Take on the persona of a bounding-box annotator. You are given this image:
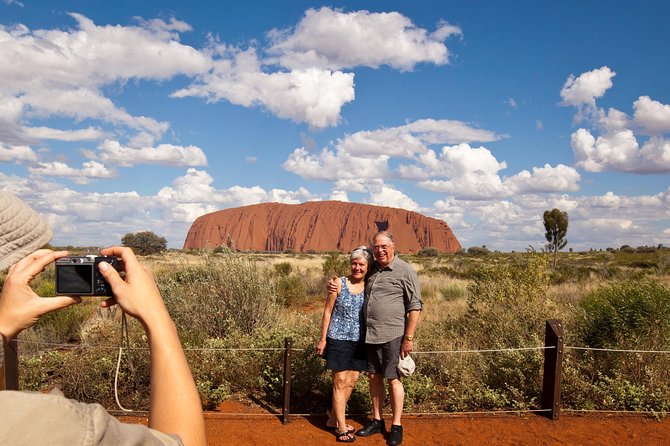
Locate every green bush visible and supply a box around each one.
[274,262,293,277]
[157,256,280,344]
[418,247,440,257]
[579,280,670,350]
[322,252,349,278]
[275,275,307,307]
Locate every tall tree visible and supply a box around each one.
[122,231,167,255]
[543,208,568,267]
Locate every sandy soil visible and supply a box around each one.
[121,400,670,446]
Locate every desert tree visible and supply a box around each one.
[543,208,568,267]
[122,230,167,255]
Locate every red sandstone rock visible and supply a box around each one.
[183,201,461,254]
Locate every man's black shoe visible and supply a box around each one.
[387,424,403,446]
[356,419,385,437]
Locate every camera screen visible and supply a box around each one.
[56,264,93,294]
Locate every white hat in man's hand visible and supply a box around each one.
[397,355,416,377]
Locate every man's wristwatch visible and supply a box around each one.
[405,334,414,341]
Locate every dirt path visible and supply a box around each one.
[200,413,669,446]
[121,400,670,445]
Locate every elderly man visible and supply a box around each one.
[354,231,423,446]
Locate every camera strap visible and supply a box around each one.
[114,311,136,412]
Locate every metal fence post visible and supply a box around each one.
[281,337,293,424]
[541,319,564,420]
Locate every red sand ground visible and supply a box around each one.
[122,400,670,445]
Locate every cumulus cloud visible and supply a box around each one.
[283,147,391,181]
[23,126,108,142]
[433,188,669,251]
[364,180,420,211]
[416,144,508,199]
[560,66,616,109]
[0,169,317,247]
[172,47,355,129]
[27,161,116,184]
[283,119,503,181]
[633,96,670,135]
[506,164,580,194]
[0,14,211,146]
[267,7,461,71]
[93,140,208,167]
[563,68,670,174]
[410,145,580,198]
[0,143,37,162]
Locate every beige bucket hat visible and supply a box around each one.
[0,192,53,271]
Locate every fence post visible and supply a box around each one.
[541,319,564,420]
[1,337,19,391]
[281,337,293,424]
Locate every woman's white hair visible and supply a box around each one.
[350,245,373,264]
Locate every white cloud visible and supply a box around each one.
[172,47,355,128]
[267,7,460,71]
[563,70,670,174]
[94,140,208,167]
[365,181,419,211]
[633,96,670,135]
[431,188,669,251]
[560,66,616,109]
[28,161,116,184]
[416,144,508,198]
[284,119,503,181]
[506,164,580,194]
[0,169,317,247]
[283,147,390,181]
[23,126,108,142]
[571,127,670,173]
[0,14,211,145]
[0,143,37,162]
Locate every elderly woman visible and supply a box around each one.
[316,246,372,443]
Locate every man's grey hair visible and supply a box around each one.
[372,231,394,245]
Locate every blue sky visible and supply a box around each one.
[1,0,669,251]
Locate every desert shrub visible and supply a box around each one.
[441,254,552,408]
[156,256,280,344]
[25,300,100,345]
[402,372,436,408]
[19,351,68,391]
[274,261,293,277]
[322,252,349,278]
[275,275,307,307]
[418,247,440,257]
[467,246,490,256]
[578,280,670,350]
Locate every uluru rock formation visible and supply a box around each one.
[183,201,461,254]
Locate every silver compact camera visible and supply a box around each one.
[55,256,120,296]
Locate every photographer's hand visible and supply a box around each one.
[97,246,206,446]
[0,249,81,341]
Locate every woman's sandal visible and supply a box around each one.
[327,422,355,434]
[336,431,356,443]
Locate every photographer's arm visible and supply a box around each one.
[98,246,206,446]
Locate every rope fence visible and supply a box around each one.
[3,319,669,423]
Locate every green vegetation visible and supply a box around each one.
[13,247,670,415]
[121,230,167,255]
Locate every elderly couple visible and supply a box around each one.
[317,231,422,445]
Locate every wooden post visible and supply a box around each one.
[541,319,564,420]
[0,339,5,391]
[281,337,293,424]
[1,338,19,391]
